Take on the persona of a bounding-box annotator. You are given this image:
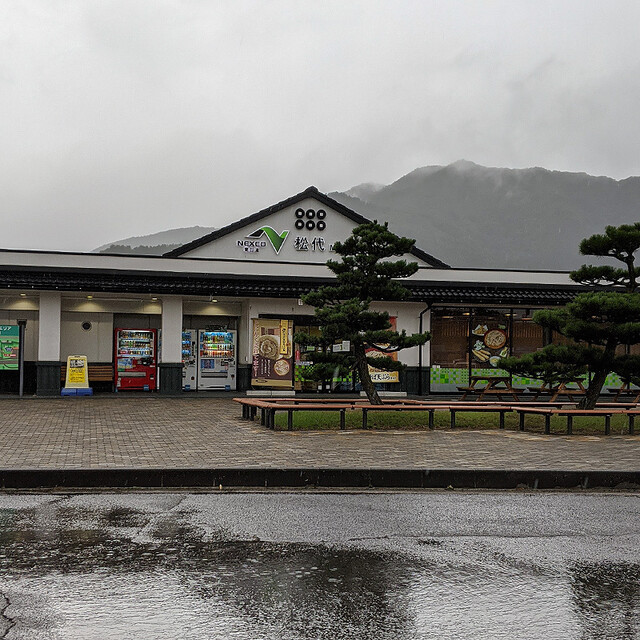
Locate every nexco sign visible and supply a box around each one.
[237,226,289,254]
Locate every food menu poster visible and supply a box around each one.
[471,321,509,367]
[367,317,399,383]
[0,325,19,371]
[251,319,294,388]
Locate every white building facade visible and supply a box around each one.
[0,187,583,396]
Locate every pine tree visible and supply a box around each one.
[295,221,430,404]
[502,223,640,408]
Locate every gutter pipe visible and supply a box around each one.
[418,303,431,396]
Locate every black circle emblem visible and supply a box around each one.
[306,209,315,219]
[306,220,315,230]
[81,321,92,332]
[317,220,326,231]
[295,219,305,230]
[317,209,326,219]
[295,208,305,218]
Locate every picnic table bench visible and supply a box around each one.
[607,381,640,403]
[457,375,520,401]
[528,381,587,403]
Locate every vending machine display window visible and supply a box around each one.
[197,330,236,390]
[114,328,157,391]
[182,330,197,391]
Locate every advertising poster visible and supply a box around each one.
[252,319,294,388]
[471,318,509,368]
[367,317,399,383]
[0,325,19,371]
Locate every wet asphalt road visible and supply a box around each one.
[0,491,639,639]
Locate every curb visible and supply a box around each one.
[0,469,638,490]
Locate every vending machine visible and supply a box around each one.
[182,330,197,391]
[197,330,236,390]
[114,328,157,391]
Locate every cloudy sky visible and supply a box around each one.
[2,0,640,251]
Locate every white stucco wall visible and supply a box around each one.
[60,312,113,362]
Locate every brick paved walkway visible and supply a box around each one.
[0,396,638,471]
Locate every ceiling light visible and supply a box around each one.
[19,293,26,297]
[86,295,93,299]
[210,299,218,303]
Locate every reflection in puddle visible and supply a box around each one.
[0,496,637,639]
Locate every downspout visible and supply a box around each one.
[418,303,432,396]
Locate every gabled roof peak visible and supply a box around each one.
[164,186,449,267]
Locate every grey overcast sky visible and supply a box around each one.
[2,0,640,251]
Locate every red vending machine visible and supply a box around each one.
[114,328,157,391]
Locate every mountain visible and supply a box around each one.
[93,161,640,269]
[331,160,640,270]
[94,226,215,255]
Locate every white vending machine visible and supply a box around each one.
[182,330,197,391]
[197,330,237,390]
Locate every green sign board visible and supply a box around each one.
[0,325,19,371]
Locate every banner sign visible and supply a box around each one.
[0,325,19,371]
[65,355,89,388]
[252,319,294,388]
[367,317,399,383]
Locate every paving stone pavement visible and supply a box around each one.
[0,396,638,470]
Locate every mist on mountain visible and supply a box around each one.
[330,160,640,270]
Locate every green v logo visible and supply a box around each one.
[247,226,289,254]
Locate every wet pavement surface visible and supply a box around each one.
[0,396,639,471]
[0,491,639,639]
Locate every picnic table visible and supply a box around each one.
[458,374,520,401]
[528,380,587,402]
[608,381,640,403]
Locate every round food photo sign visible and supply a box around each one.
[471,324,509,367]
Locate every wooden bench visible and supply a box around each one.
[625,409,640,435]
[60,364,114,388]
[234,397,440,430]
[235,397,638,435]
[514,406,628,435]
[235,397,520,431]
[447,404,514,429]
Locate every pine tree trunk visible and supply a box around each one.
[579,368,608,409]
[355,344,382,405]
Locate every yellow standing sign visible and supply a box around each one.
[65,355,89,389]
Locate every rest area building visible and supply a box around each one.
[0,187,585,396]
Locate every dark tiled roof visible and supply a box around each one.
[412,284,578,305]
[0,266,583,306]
